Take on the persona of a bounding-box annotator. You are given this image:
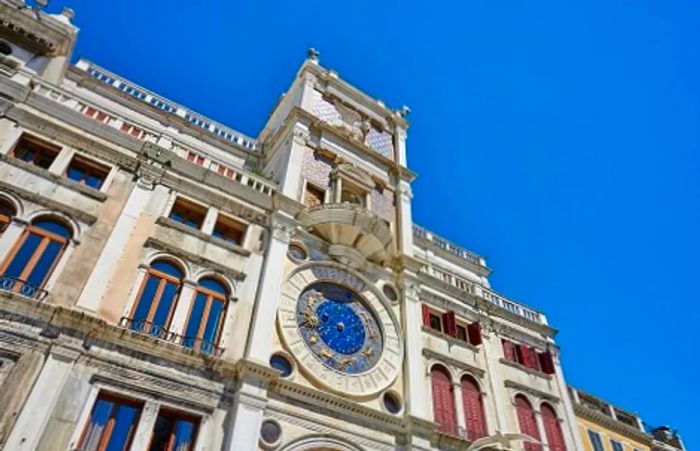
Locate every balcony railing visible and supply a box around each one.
[421,266,544,324]
[0,275,48,301]
[437,421,469,441]
[119,317,223,357]
[413,224,484,267]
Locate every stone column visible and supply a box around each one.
[395,181,414,257]
[76,179,160,311]
[244,213,294,362]
[534,410,548,450]
[453,381,466,438]
[481,332,508,433]
[279,130,311,200]
[168,279,198,336]
[3,346,79,451]
[201,207,218,235]
[401,280,430,421]
[224,377,268,451]
[129,400,160,451]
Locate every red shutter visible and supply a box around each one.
[431,366,456,435]
[502,339,515,361]
[461,376,486,440]
[422,304,431,328]
[467,321,482,346]
[528,347,540,370]
[442,311,457,337]
[515,396,542,451]
[542,404,566,451]
[539,351,556,375]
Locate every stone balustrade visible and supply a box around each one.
[76,59,259,151]
[413,224,484,267]
[31,79,278,197]
[421,265,544,324]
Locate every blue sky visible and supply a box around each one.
[49,0,699,447]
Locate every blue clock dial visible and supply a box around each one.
[296,282,383,374]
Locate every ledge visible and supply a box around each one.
[155,216,251,257]
[0,153,108,201]
[499,358,552,380]
[421,326,480,353]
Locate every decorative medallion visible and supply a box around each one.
[277,263,402,397]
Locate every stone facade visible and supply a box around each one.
[0,3,684,451]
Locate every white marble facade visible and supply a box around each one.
[0,3,587,451]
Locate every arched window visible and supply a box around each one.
[515,395,542,451]
[0,198,16,236]
[183,277,229,354]
[431,365,457,435]
[461,375,486,440]
[0,217,72,298]
[129,259,183,338]
[542,403,566,451]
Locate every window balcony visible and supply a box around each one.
[0,275,48,301]
[297,203,393,265]
[118,317,224,357]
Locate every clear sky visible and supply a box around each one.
[48,0,699,447]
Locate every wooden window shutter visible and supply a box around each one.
[442,311,457,337]
[422,304,431,328]
[461,376,486,440]
[542,404,566,451]
[502,339,515,361]
[467,321,482,346]
[539,351,556,374]
[528,347,540,369]
[515,396,543,451]
[431,367,457,435]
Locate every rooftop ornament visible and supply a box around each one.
[307,47,320,62]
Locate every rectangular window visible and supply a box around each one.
[168,198,206,230]
[456,324,468,342]
[12,135,60,170]
[429,313,442,332]
[304,183,325,208]
[212,214,246,246]
[148,409,199,451]
[186,151,205,166]
[587,430,605,451]
[610,440,624,451]
[77,393,142,451]
[65,154,110,190]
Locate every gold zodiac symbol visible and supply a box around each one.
[301,310,319,329]
[337,357,355,369]
[319,348,333,359]
[362,347,374,358]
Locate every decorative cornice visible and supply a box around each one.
[0,178,98,225]
[421,348,485,378]
[0,152,107,201]
[573,403,652,444]
[0,2,76,56]
[414,235,491,277]
[504,380,560,403]
[144,237,247,281]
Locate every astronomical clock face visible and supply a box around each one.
[278,264,402,397]
[296,282,383,374]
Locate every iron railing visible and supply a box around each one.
[0,275,48,301]
[119,317,223,357]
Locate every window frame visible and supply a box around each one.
[168,197,207,230]
[587,430,605,451]
[64,153,111,191]
[0,198,16,236]
[0,217,72,293]
[147,407,200,451]
[76,392,143,451]
[11,134,60,170]
[128,261,184,335]
[211,213,247,246]
[182,278,229,353]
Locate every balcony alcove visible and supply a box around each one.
[297,202,393,267]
